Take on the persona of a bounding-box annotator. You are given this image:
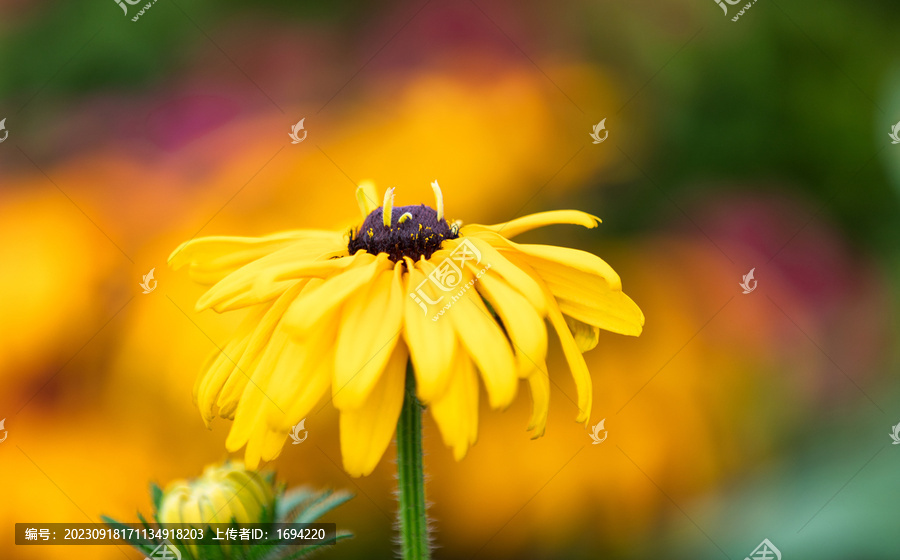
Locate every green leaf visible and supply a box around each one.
[150,482,164,511]
[274,487,317,521]
[293,490,354,525]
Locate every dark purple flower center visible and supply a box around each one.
[348,204,458,262]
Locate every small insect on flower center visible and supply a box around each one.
[348,182,459,262]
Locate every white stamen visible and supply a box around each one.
[431,180,444,221]
[398,212,413,224]
[382,187,395,227]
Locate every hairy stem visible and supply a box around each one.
[396,363,430,559]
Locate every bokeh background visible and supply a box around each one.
[1,0,899,558]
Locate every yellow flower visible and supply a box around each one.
[157,462,276,525]
[170,182,643,476]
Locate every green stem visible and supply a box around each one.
[396,363,430,560]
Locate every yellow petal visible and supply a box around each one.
[461,230,622,291]
[433,236,546,312]
[281,252,388,334]
[332,263,404,410]
[460,210,600,239]
[510,243,622,289]
[227,318,323,460]
[267,312,338,431]
[516,250,643,336]
[243,424,269,472]
[225,338,283,465]
[194,305,260,424]
[339,343,408,477]
[260,429,290,463]
[241,317,334,463]
[525,363,550,437]
[547,306,592,424]
[506,254,592,423]
[214,281,309,419]
[474,269,547,378]
[169,230,342,285]
[196,244,349,313]
[475,232,643,336]
[403,260,456,403]
[429,347,479,460]
[419,260,517,409]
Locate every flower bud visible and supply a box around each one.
[157,461,276,526]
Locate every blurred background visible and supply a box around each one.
[1,0,899,558]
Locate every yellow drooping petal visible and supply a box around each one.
[403,260,456,403]
[525,363,550,437]
[510,243,622,290]
[226,310,337,464]
[332,263,404,410]
[197,282,309,423]
[339,342,408,477]
[472,231,643,336]
[281,252,389,334]
[460,210,600,239]
[507,253,592,423]
[474,268,547,377]
[169,230,342,285]
[429,346,479,460]
[225,327,291,463]
[260,429,290,464]
[546,305,592,424]
[421,261,518,410]
[267,311,338,432]
[194,308,260,424]
[515,249,643,336]
[469,230,623,291]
